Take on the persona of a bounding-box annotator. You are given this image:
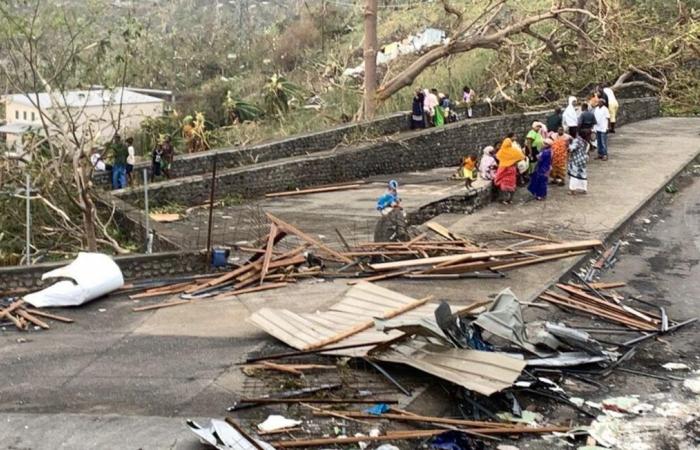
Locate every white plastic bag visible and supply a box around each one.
[23,252,124,307]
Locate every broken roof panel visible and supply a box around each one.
[247,282,449,357]
[373,339,526,396]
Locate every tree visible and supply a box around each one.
[371,1,601,105]
[362,0,378,119]
[0,1,135,257]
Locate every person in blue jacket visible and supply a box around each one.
[376,179,401,215]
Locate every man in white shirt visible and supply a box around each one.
[594,100,610,161]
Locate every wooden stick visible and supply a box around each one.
[243,363,336,371]
[556,284,659,324]
[260,361,303,376]
[213,282,289,300]
[347,269,412,285]
[490,251,587,270]
[238,398,399,404]
[0,300,25,319]
[266,213,353,263]
[300,403,372,425]
[129,282,192,299]
[260,223,281,285]
[502,229,562,243]
[16,309,50,329]
[265,183,363,198]
[302,296,432,350]
[271,431,443,448]
[132,299,190,312]
[257,427,303,436]
[312,411,515,428]
[22,308,74,323]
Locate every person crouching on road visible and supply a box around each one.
[376,180,401,215]
[494,133,525,205]
[478,145,497,181]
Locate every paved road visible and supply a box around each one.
[0,118,699,449]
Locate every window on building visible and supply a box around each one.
[23,111,27,120]
[15,111,19,120]
[31,112,35,121]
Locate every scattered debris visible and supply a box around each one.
[257,415,302,433]
[662,362,690,371]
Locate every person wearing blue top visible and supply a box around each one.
[376,179,400,214]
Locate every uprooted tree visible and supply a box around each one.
[0,1,139,262]
[361,0,700,117]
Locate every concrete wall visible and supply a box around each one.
[0,251,206,292]
[117,97,659,208]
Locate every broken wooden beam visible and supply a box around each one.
[132,299,190,312]
[502,229,562,243]
[265,183,363,198]
[266,213,353,263]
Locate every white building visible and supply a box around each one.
[0,88,165,151]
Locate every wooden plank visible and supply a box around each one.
[260,361,303,376]
[213,282,289,300]
[490,251,587,270]
[426,222,456,240]
[128,282,192,299]
[556,284,659,324]
[370,240,601,271]
[149,213,181,222]
[303,296,431,350]
[15,309,50,329]
[406,232,428,247]
[271,431,444,448]
[312,411,515,428]
[22,308,74,323]
[347,269,412,285]
[0,300,25,319]
[266,213,352,263]
[260,223,280,285]
[502,229,562,243]
[132,299,190,312]
[588,281,626,290]
[265,184,363,198]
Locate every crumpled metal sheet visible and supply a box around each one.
[186,419,275,450]
[545,322,605,356]
[373,338,526,396]
[473,288,551,356]
[525,351,615,367]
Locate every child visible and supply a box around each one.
[376,179,401,215]
[458,155,478,189]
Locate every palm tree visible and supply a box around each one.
[223,90,262,123]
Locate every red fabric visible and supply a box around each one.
[495,165,517,192]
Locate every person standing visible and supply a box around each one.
[151,141,163,182]
[462,86,475,118]
[546,107,563,134]
[411,90,426,129]
[528,138,553,201]
[568,131,590,195]
[109,134,128,189]
[594,99,610,161]
[125,137,136,186]
[578,103,597,141]
[562,96,579,137]
[494,133,525,205]
[525,122,545,174]
[160,135,175,179]
[550,129,570,186]
[602,86,619,133]
[424,89,439,126]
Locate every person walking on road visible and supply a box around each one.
[594,99,611,161]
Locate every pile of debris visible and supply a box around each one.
[0,299,73,331]
[129,214,602,311]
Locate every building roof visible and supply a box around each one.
[0,121,38,134]
[4,88,164,109]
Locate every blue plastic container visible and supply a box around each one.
[211,248,229,268]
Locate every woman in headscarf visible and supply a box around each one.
[568,130,590,195]
[550,128,570,186]
[528,138,553,200]
[525,121,545,174]
[602,85,619,133]
[562,96,579,138]
[411,89,425,129]
[478,145,497,181]
[494,133,525,204]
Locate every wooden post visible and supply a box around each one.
[205,154,218,268]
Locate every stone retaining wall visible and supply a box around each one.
[117,97,659,208]
[0,251,206,292]
[94,102,509,188]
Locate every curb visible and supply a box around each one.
[524,150,700,304]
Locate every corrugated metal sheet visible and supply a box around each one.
[374,340,526,396]
[247,282,441,356]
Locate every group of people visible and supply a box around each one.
[90,134,176,189]
[458,85,618,204]
[411,86,476,129]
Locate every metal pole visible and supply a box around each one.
[205,154,218,266]
[143,168,151,254]
[25,173,31,265]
